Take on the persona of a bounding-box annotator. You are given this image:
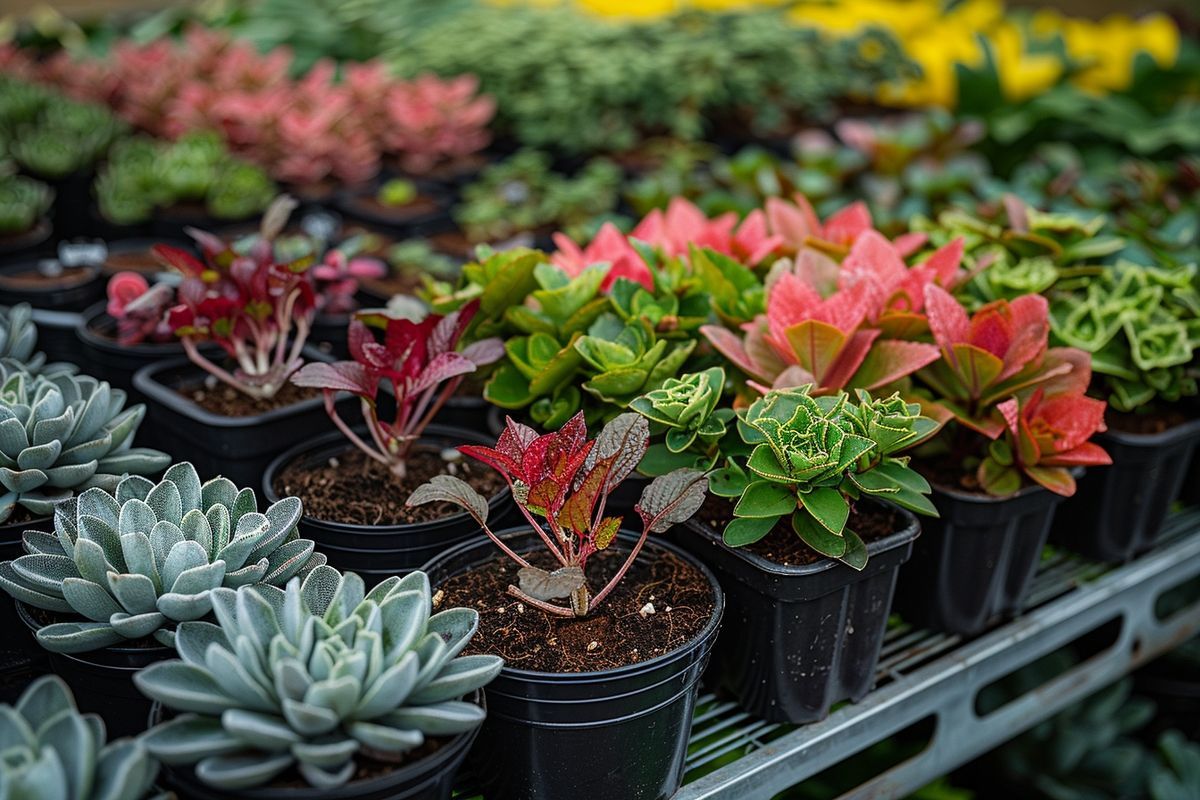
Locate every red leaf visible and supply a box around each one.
[291,361,373,395]
[410,352,477,394]
[153,244,207,278]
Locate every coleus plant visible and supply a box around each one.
[153,196,316,400]
[406,413,706,617]
[629,367,736,476]
[291,302,504,479]
[711,387,938,569]
[702,230,961,395]
[918,285,1110,496]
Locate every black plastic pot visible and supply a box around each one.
[679,503,919,723]
[76,303,191,401]
[0,257,104,312]
[423,528,724,800]
[333,184,451,236]
[1051,420,1200,563]
[0,516,53,691]
[0,218,53,265]
[896,481,1069,637]
[436,395,496,439]
[132,347,355,488]
[309,312,351,359]
[263,425,513,585]
[153,692,484,800]
[30,307,86,366]
[99,237,191,277]
[44,170,95,241]
[16,601,171,738]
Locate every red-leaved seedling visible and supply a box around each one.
[291,301,504,479]
[106,271,175,345]
[155,196,316,400]
[406,412,707,617]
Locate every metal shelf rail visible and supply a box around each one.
[673,508,1200,799]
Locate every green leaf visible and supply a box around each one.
[798,486,849,534]
[733,481,796,518]
[791,510,847,558]
[723,515,779,547]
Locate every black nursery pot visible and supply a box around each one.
[422,528,724,800]
[0,218,53,265]
[679,504,919,724]
[895,482,1069,637]
[132,347,353,488]
[262,425,513,585]
[0,516,53,693]
[0,258,105,312]
[154,693,484,800]
[1051,420,1200,563]
[16,601,171,738]
[76,303,190,401]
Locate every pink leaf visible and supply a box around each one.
[290,361,372,395]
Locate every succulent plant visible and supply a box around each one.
[135,568,502,790]
[0,173,52,236]
[629,367,735,476]
[713,387,938,568]
[0,675,165,800]
[0,371,169,523]
[0,462,325,652]
[0,302,60,375]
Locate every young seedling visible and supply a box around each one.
[291,301,503,480]
[406,412,707,617]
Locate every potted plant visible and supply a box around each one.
[683,386,936,722]
[1048,261,1200,562]
[900,285,1111,636]
[2,675,165,799]
[131,199,352,487]
[408,412,724,800]
[136,568,502,798]
[0,462,326,736]
[265,301,509,583]
[334,177,449,233]
[0,173,53,263]
[381,72,495,183]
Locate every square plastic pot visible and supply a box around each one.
[679,504,919,723]
[1051,419,1200,562]
[132,347,354,488]
[895,481,1069,637]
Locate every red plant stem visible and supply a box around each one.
[182,338,265,399]
[409,378,462,441]
[326,393,391,469]
[477,520,533,569]
[505,585,574,617]
[509,495,568,566]
[588,525,649,612]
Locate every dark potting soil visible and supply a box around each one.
[697,494,899,567]
[362,270,424,300]
[917,457,983,495]
[274,447,505,526]
[1105,406,1193,435]
[103,250,162,274]
[27,605,163,649]
[178,379,319,417]
[347,193,442,222]
[3,506,49,529]
[437,546,715,672]
[0,219,49,250]
[0,266,98,289]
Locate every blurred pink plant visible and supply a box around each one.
[383,74,496,174]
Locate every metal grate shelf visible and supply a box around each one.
[456,510,1200,799]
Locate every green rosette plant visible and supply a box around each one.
[0,371,169,522]
[0,462,325,652]
[135,568,502,790]
[712,386,939,569]
[0,173,53,236]
[0,675,165,800]
[0,302,63,376]
[629,367,735,476]
[1050,261,1200,412]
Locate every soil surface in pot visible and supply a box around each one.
[0,265,98,290]
[697,495,898,567]
[437,547,714,672]
[0,219,50,250]
[917,457,984,494]
[27,606,163,650]
[1105,405,1192,435]
[361,270,424,300]
[346,192,442,223]
[102,249,163,275]
[274,446,504,526]
[179,379,319,417]
[3,506,50,529]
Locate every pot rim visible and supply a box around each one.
[685,499,920,579]
[131,347,334,429]
[76,303,189,357]
[423,525,725,683]
[149,689,484,799]
[262,424,513,535]
[1098,414,1200,447]
[927,466,1083,505]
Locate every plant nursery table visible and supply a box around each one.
[452,508,1200,800]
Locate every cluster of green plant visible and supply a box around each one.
[630,367,734,476]
[988,666,1200,800]
[385,6,915,155]
[95,132,276,226]
[435,249,709,428]
[1052,262,1200,413]
[454,151,624,243]
[0,76,125,180]
[0,172,53,236]
[711,387,938,568]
